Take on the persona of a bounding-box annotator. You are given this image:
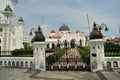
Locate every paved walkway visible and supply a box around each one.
[0,68,120,80]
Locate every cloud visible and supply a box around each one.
[15,0,120,38]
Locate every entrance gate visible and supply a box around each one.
[46,48,90,71]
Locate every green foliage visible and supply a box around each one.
[11,49,33,57]
[46,48,66,65]
[78,46,90,60]
[104,43,120,57]
[46,48,54,53]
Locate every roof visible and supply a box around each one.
[32,27,45,42]
[89,22,103,40]
[48,33,61,38]
[59,23,70,31]
[4,5,13,12]
[109,37,120,43]
[18,17,24,22]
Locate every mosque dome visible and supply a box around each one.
[89,22,103,40]
[59,23,70,31]
[33,27,45,42]
[51,29,55,33]
[76,30,80,33]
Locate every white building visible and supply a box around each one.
[0,0,24,55]
[46,23,88,48]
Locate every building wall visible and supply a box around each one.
[0,57,34,68]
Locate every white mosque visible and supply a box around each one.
[0,0,24,55]
[46,23,88,48]
[0,0,120,72]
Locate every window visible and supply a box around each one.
[0,15,1,20]
[113,61,118,68]
[98,46,100,49]
[0,28,2,32]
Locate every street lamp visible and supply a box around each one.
[94,22,109,32]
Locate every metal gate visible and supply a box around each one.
[46,48,90,71]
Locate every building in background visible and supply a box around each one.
[46,23,88,48]
[0,0,24,55]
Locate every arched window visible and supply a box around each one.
[113,61,118,68]
[40,62,44,69]
[20,62,24,67]
[47,44,49,48]
[8,61,11,67]
[4,61,7,66]
[92,62,97,70]
[0,61,2,66]
[52,43,55,49]
[30,62,33,68]
[12,61,15,67]
[80,39,82,46]
[25,61,28,68]
[16,61,19,68]
[107,61,111,68]
[64,40,67,48]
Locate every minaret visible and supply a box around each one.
[89,22,106,72]
[0,0,18,23]
[32,27,47,71]
[16,17,25,49]
[0,0,18,55]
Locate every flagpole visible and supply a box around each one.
[87,14,91,34]
[118,25,120,34]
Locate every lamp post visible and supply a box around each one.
[95,22,109,32]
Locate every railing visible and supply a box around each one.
[0,20,11,24]
[104,48,120,57]
[0,50,33,57]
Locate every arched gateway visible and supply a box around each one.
[70,39,76,48]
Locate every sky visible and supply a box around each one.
[14,0,120,38]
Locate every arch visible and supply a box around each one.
[57,43,60,48]
[16,61,19,68]
[25,61,28,68]
[70,39,76,48]
[0,46,1,56]
[12,61,15,67]
[64,40,68,48]
[47,44,50,48]
[0,61,2,66]
[113,61,118,68]
[52,43,55,49]
[20,61,24,68]
[40,62,44,69]
[8,61,11,67]
[4,61,7,67]
[107,61,111,68]
[80,39,82,46]
[30,61,33,68]
[92,62,97,70]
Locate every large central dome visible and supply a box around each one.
[59,23,70,31]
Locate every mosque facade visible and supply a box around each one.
[46,23,89,48]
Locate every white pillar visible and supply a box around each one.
[33,42,46,71]
[89,39,105,72]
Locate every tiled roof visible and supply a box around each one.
[48,33,61,38]
[110,37,120,43]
